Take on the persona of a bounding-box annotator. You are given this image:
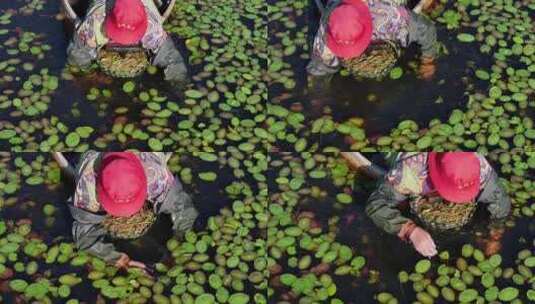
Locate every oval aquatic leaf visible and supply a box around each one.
[148,138,163,150]
[198,152,218,162]
[122,81,135,93]
[457,33,475,42]
[228,293,250,304]
[9,279,28,292]
[459,289,478,303]
[336,193,353,204]
[195,294,215,304]
[389,67,403,80]
[185,89,203,99]
[198,172,217,182]
[415,259,431,274]
[0,129,16,139]
[65,133,80,147]
[498,287,519,301]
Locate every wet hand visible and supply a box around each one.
[421,0,436,11]
[128,260,153,276]
[129,260,154,278]
[409,227,438,257]
[484,240,501,256]
[114,253,131,269]
[115,253,153,277]
[484,226,504,256]
[419,56,436,80]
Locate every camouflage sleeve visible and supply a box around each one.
[152,36,184,67]
[306,24,340,76]
[140,0,169,53]
[477,169,511,219]
[68,204,122,264]
[67,0,106,67]
[407,11,438,58]
[366,178,410,235]
[148,152,172,165]
[156,177,198,234]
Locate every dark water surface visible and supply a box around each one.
[269,153,534,303]
[0,0,210,150]
[0,152,240,303]
[268,1,498,139]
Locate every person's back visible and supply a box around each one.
[307,0,438,92]
[67,0,188,83]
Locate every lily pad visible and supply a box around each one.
[199,172,217,181]
[65,132,80,147]
[389,67,403,80]
[457,33,475,42]
[336,193,353,204]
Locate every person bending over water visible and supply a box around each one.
[307,0,438,90]
[366,152,510,258]
[67,0,188,83]
[68,152,198,272]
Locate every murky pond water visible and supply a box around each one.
[0,0,267,151]
[267,152,534,303]
[267,0,534,150]
[0,152,267,303]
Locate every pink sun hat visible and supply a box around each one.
[428,152,481,204]
[105,0,148,45]
[96,152,148,217]
[325,0,373,59]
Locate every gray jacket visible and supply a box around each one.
[67,0,187,81]
[307,0,438,76]
[69,160,198,263]
[366,155,511,235]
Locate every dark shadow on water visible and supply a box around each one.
[321,24,492,137]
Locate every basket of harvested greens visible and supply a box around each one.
[341,40,401,79]
[410,196,477,231]
[102,204,157,239]
[98,48,150,78]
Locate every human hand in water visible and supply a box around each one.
[419,56,436,80]
[421,0,437,11]
[409,226,438,257]
[483,226,504,256]
[115,253,153,276]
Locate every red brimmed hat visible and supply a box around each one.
[96,152,147,217]
[326,0,373,59]
[428,152,481,204]
[105,0,148,45]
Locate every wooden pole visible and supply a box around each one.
[340,152,386,179]
[51,152,75,179]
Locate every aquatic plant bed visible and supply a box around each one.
[0,0,267,151]
[267,151,534,303]
[267,0,534,151]
[0,152,268,303]
[1,150,533,303]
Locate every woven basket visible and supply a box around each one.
[98,48,149,78]
[102,204,156,239]
[341,41,400,79]
[410,196,477,231]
